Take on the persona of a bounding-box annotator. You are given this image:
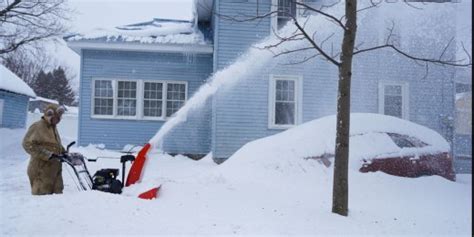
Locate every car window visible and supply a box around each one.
[387,133,428,148]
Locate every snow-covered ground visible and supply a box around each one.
[0,113,471,236]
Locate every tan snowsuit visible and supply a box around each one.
[23,104,65,195]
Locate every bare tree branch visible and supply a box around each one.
[0,0,70,55]
[292,16,341,66]
[353,44,472,67]
[295,2,346,30]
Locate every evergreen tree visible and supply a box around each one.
[33,67,75,105]
[33,70,51,98]
[51,67,75,105]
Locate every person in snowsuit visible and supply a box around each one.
[23,104,66,195]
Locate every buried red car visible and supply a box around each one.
[296,114,456,181]
[358,132,456,181]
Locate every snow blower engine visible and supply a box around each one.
[59,141,135,194]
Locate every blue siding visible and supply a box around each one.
[0,90,29,129]
[211,0,457,159]
[212,0,274,159]
[79,49,213,154]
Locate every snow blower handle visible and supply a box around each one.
[120,154,135,187]
[66,141,76,153]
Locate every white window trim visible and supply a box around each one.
[142,80,188,121]
[270,0,303,34]
[91,78,188,121]
[378,81,409,120]
[115,79,139,119]
[268,74,303,129]
[91,78,116,119]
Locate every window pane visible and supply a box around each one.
[144,99,162,117]
[115,81,137,116]
[384,95,402,118]
[94,98,113,115]
[166,83,186,117]
[385,85,402,96]
[275,102,295,125]
[144,82,163,117]
[94,80,113,115]
[166,101,184,117]
[276,80,295,102]
[117,99,136,116]
[277,0,296,29]
[95,80,113,97]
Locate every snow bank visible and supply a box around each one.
[0,64,36,97]
[0,124,471,236]
[219,113,450,180]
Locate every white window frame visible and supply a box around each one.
[142,80,165,120]
[164,81,188,118]
[378,81,409,120]
[91,78,187,121]
[115,79,139,119]
[268,74,303,129]
[91,79,116,119]
[270,0,303,33]
[142,80,188,121]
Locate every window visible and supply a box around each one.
[143,82,163,117]
[379,82,409,119]
[117,81,137,116]
[277,0,297,29]
[269,75,301,128]
[271,0,298,30]
[94,80,114,115]
[92,79,187,120]
[166,83,186,117]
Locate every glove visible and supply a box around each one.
[49,153,64,161]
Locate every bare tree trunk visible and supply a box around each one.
[332,0,357,217]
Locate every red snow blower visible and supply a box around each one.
[60,141,160,199]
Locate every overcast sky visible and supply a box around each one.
[66,0,194,33]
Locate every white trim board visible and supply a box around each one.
[67,41,214,54]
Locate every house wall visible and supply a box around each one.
[212,0,274,159]
[212,0,457,160]
[0,90,29,129]
[79,49,213,154]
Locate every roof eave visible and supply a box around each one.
[66,40,214,54]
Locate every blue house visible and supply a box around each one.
[66,0,463,162]
[0,65,36,128]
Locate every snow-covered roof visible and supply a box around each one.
[0,64,36,97]
[65,18,210,47]
[29,96,59,104]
